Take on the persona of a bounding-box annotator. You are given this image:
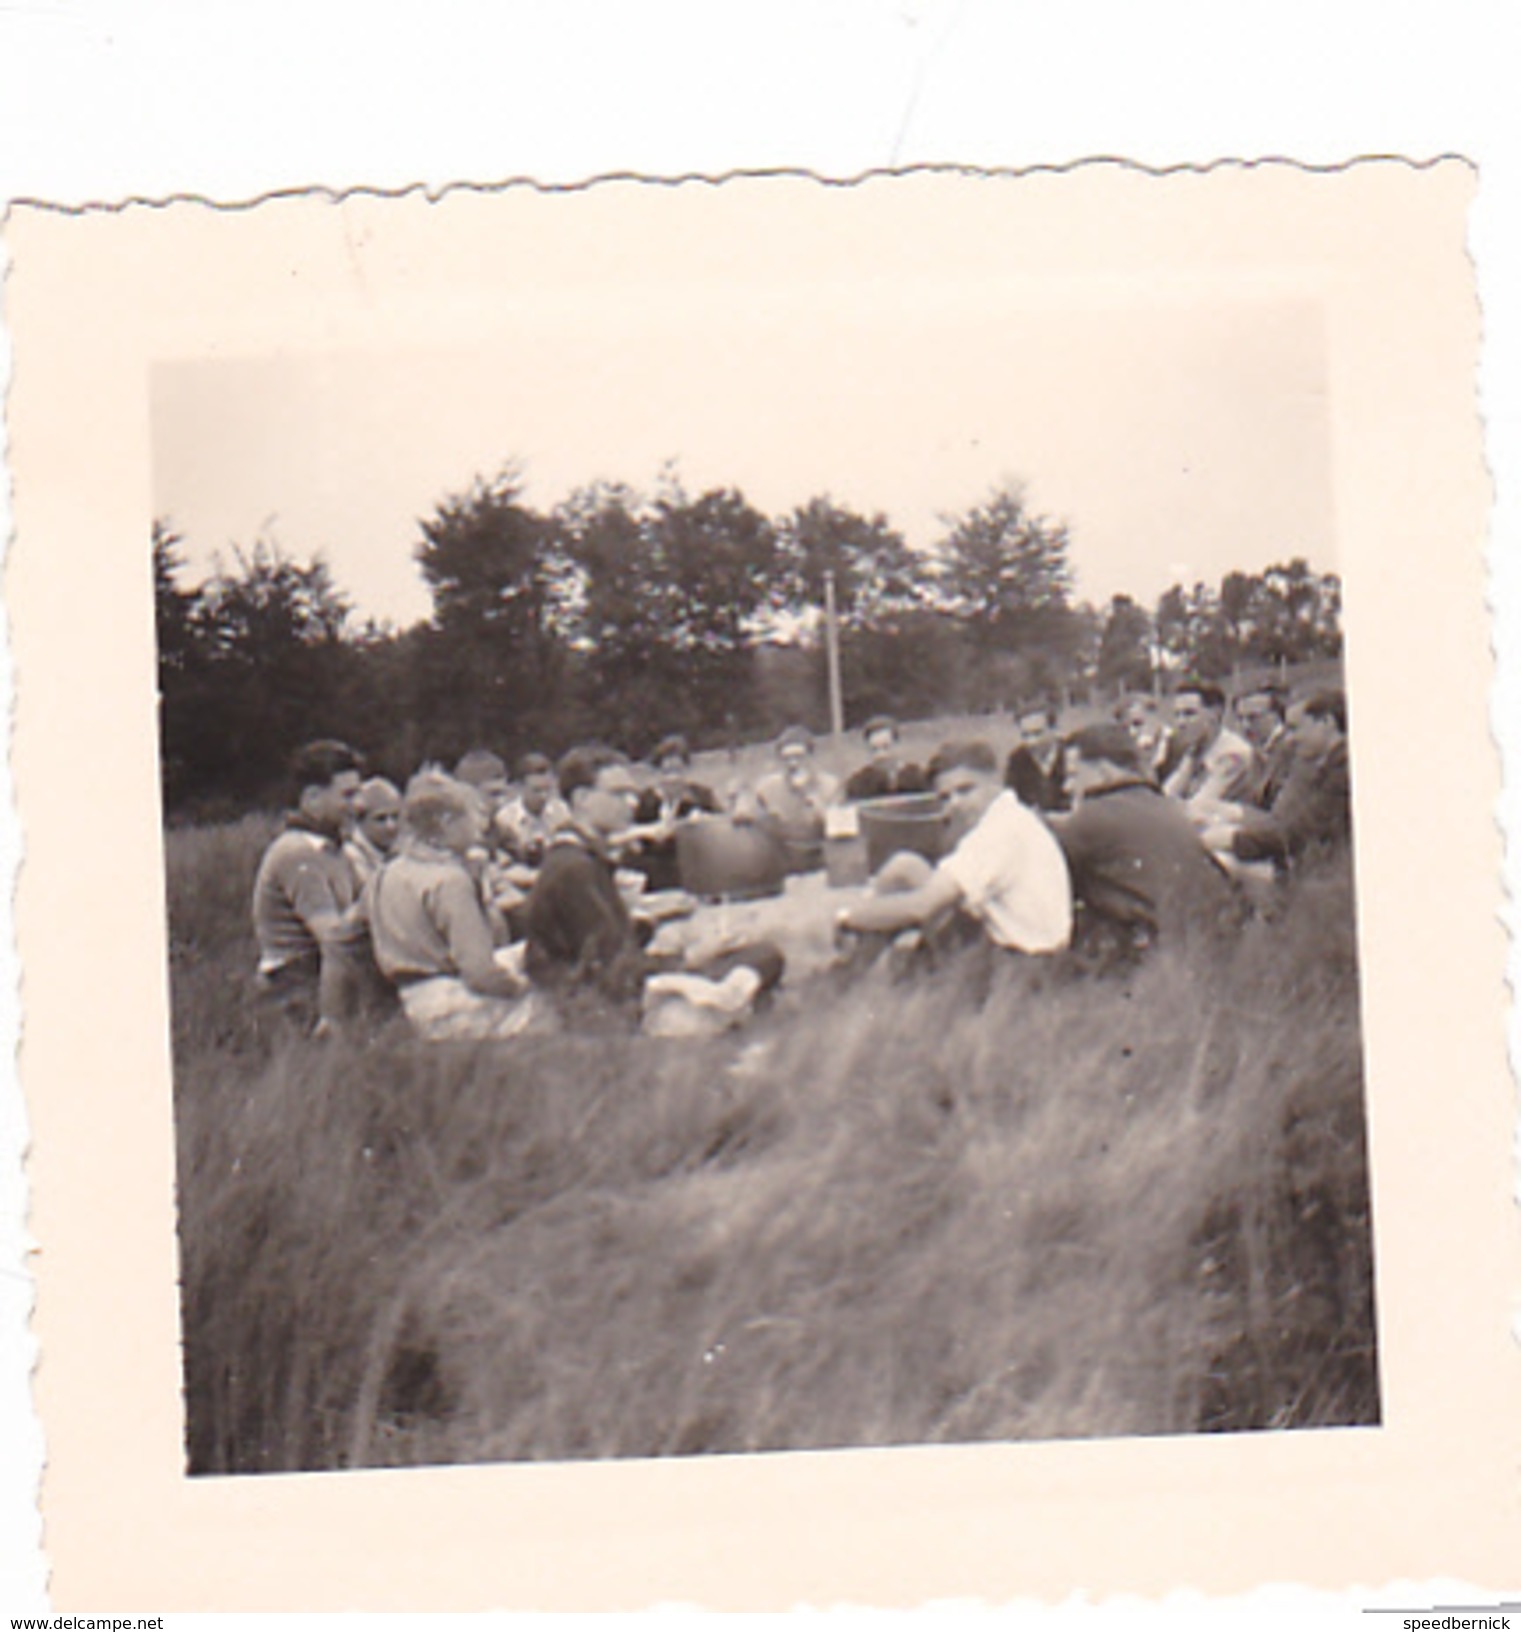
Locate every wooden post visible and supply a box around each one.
[824,568,845,746]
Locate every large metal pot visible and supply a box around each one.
[857,792,949,875]
[675,815,789,901]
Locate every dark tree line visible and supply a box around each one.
[153,469,1341,819]
[1092,564,1343,693]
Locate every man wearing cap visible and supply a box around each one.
[1058,725,1238,965]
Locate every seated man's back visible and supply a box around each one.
[1060,726,1238,960]
[525,829,647,1004]
[369,841,489,983]
[937,784,1072,954]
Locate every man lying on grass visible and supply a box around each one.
[835,739,1072,966]
[526,745,784,1035]
[366,770,547,1042]
[251,739,372,1037]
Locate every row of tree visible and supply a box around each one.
[153,467,1342,817]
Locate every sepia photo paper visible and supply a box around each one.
[6,159,1515,1609]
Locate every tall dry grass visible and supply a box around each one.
[167,817,1377,1474]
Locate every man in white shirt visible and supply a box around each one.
[495,751,572,868]
[837,739,1072,957]
[1163,680,1255,821]
[737,724,842,871]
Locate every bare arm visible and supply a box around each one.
[292,873,363,1030]
[840,867,964,935]
[314,934,353,1031]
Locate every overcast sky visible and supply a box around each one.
[152,294,1333,631]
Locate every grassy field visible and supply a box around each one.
[165,757,1379,1474]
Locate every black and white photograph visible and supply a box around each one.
[6,145,1511,1612]
[7,0,1521,1613]
[148,173,1377,1476]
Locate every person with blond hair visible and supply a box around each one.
[366,771,545,1041]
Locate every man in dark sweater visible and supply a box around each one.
[1234,684,1298,810]
[843,716,931,802]
[625,734,721,891]
[1057,724,1238,964]
[526,745,783,1018]
[1231,690,1351,867]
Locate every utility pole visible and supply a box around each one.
[824,568,845,746]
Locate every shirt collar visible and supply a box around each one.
[400,836,463,867]
[1084,775,1153,801]
[286,812,340,845]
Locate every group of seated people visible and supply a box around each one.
[251,736,782,1044]
[830,679,1349,975]
[249,677,1349,1045]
